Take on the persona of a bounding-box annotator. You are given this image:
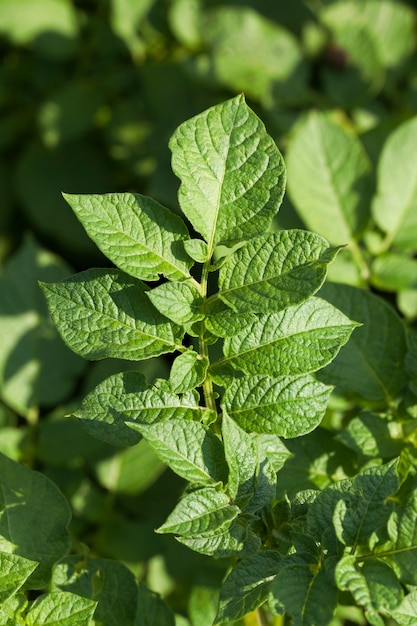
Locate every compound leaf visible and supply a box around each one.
[73,371,211,446]
[40,268,184,361]
[129,418,228,485]
[222,375,333,438]
[218,231,340,313]
[169,94,285,250]
[216,297,357,376]
[63,192,193,281]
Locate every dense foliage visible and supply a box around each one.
[1,1,417,625]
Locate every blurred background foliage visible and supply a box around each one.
[1,0,417,623]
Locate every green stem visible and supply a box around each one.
[199,259,217,414]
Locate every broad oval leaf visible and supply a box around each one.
[40,268,184,361]
[129,418,228,485]
[222,375,333,437]
[25,591,97,626]
[0,452,71,589]
[372,115,417,251]
[169,94,286,250]
[157,487,239,538]
[169,350,208,393]
[216,297,357,376]
[319,282,408,402]
[286,112,372,244]
[73,371,211,446]
[147,280,204,326]
[0,552,38,603]
[218,230,340,313]
[64,192,193,280]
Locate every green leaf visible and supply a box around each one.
[128,419,228,485]
[40,268,184,361]
[169,94,285,250]
[371,253,417,292]
[94,439,165,495]
[216,550,281,622]
[177,517,257,558]
[372,116,417,251]
[183,239,208,263]
[169,351,209,393]
[64,192,193,281]
[25,592,96,626]
[333,460,399,548]
[336,412,404,460]
[204,7,307,106]
[0,552,38,603]
[286,112,372,244]
[204,299,256,338]
[157,487,239,537]
[0,452,71,588]
[147,281,203,326]
[0,592,27,625]
[392,589,417,626]
[222,375,333,437]
[257,435,291,474]
[0,0,78,55]
[335,556,403,625]
[73,371,211,446]
[307,461,398,549]
[319,283,408,402]
[385,486,417,585]
[269,552,338,626]
[222,413,258,507]
[52,556,139,625]
[135,582,175,626]
[218,231,340,313]
[0,236,85,417]
[215,297,357,376]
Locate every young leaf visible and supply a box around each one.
[0,452,71,589]
[73,371,211,446]
[40,268,184,361]
[156,487,239,537]
[63,192,193,280]
[215,297,357,377]
[319,282,408,402]
[218,231,341,313]
[128,418,228,485]
[391,589,417,626]
[183,238,209,263]
[169,93,286,250]
[335,556,403,625]
[286,111,372,244]
[372,115,417,251]
[25,591,97,626]
[222,374,333,437]
[169,350,209,393]
[0,552,38,603]
[147,281,204,326]
[216,550,281,622]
